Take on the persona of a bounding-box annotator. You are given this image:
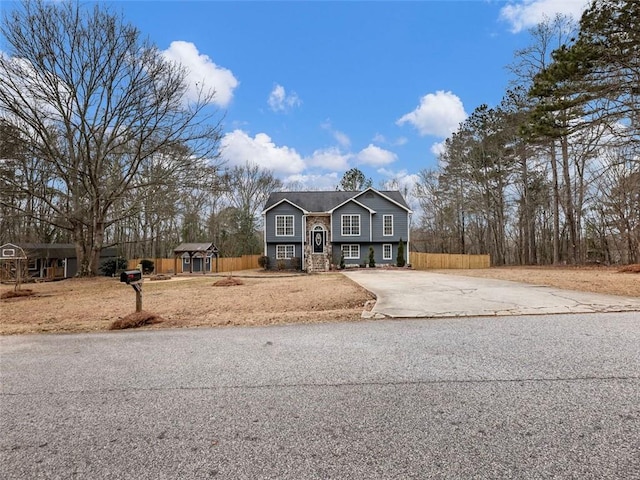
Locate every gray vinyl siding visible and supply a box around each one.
[266,243,301,268]
[182,257,211,273]
[334,243,399,266]
[331,203,371,243]
[265,203,305,243]
[356,192,410,243]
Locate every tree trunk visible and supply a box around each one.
[550,141,561,264]
[560,135,578,264]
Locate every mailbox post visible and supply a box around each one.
[120,270,143,312]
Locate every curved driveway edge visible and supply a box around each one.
[343,269,640,318]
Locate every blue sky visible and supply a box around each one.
[8,0,590,194]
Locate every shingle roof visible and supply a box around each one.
[16,243,117,258]
[263,189,410,213]
[173,242,218,254]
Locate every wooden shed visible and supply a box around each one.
[173,242,219,274]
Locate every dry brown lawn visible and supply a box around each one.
[436,265,640,298]
[2,266,638,335]
[0,272,374,335]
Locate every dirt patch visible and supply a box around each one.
[0,273,373,335]
[619,264,640,273]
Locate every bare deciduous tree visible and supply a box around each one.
[0,0,223,275]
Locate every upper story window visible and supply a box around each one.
[276,215,294,236]
[383,215,393,236]
[341,214,360,236]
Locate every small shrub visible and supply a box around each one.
[258,255,270,270]
[277,259,286,270]
[140,259,154,274]
[290,256,301,270]
[339,252,345,270]
[100,257,128,276]
[368,246,376,268]
[397,238,406,267]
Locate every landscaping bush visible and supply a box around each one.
[258,255,270,270]
[100,257,128,276]
[368,246,376,268]
[277,259,287,270]
[397,238,406,267]
[339,252,345,270]
[140,259,154,274]
[290,256,302,270]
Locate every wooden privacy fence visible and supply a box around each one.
[128,255,261,274]
[411,252,490,270]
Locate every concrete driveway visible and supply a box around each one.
[343,269,640,318]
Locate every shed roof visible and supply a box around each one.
[173,242,218,254]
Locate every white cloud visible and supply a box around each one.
[308,147,351,171]
[373,133,408,147]
[378,168,419,191]
[283,173,340,191]
[377,168,421,212]
[333,131,351,149]
[355,144,397,167]
[220,130,305,175]
[268,84,301,112]
[162,41,238,107]
[397,91,467,138]
[321,120,351,148]
[430,141,447,157]
[500,0,588,33]
[372,133,386,144]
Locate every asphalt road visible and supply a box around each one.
[1,313,639,479]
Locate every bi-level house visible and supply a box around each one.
[262,188,411,272]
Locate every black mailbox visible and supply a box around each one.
[120,270,142,284]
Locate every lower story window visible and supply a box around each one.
[276,245,295,259]
[383,244,392,260]
[342,244,360,260]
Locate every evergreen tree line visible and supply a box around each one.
[413,0,640,266]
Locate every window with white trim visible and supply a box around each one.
[383,244,392,260]
[341,244,360,260]
[341,214,360,236]
[275,215,294,236]
[276,245,295,259]
[383,215,393,236]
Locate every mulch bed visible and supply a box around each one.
[213,277,244,287]
[1,289,34,299]
[109,311,164,330]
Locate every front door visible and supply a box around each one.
[312,229,324,253]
